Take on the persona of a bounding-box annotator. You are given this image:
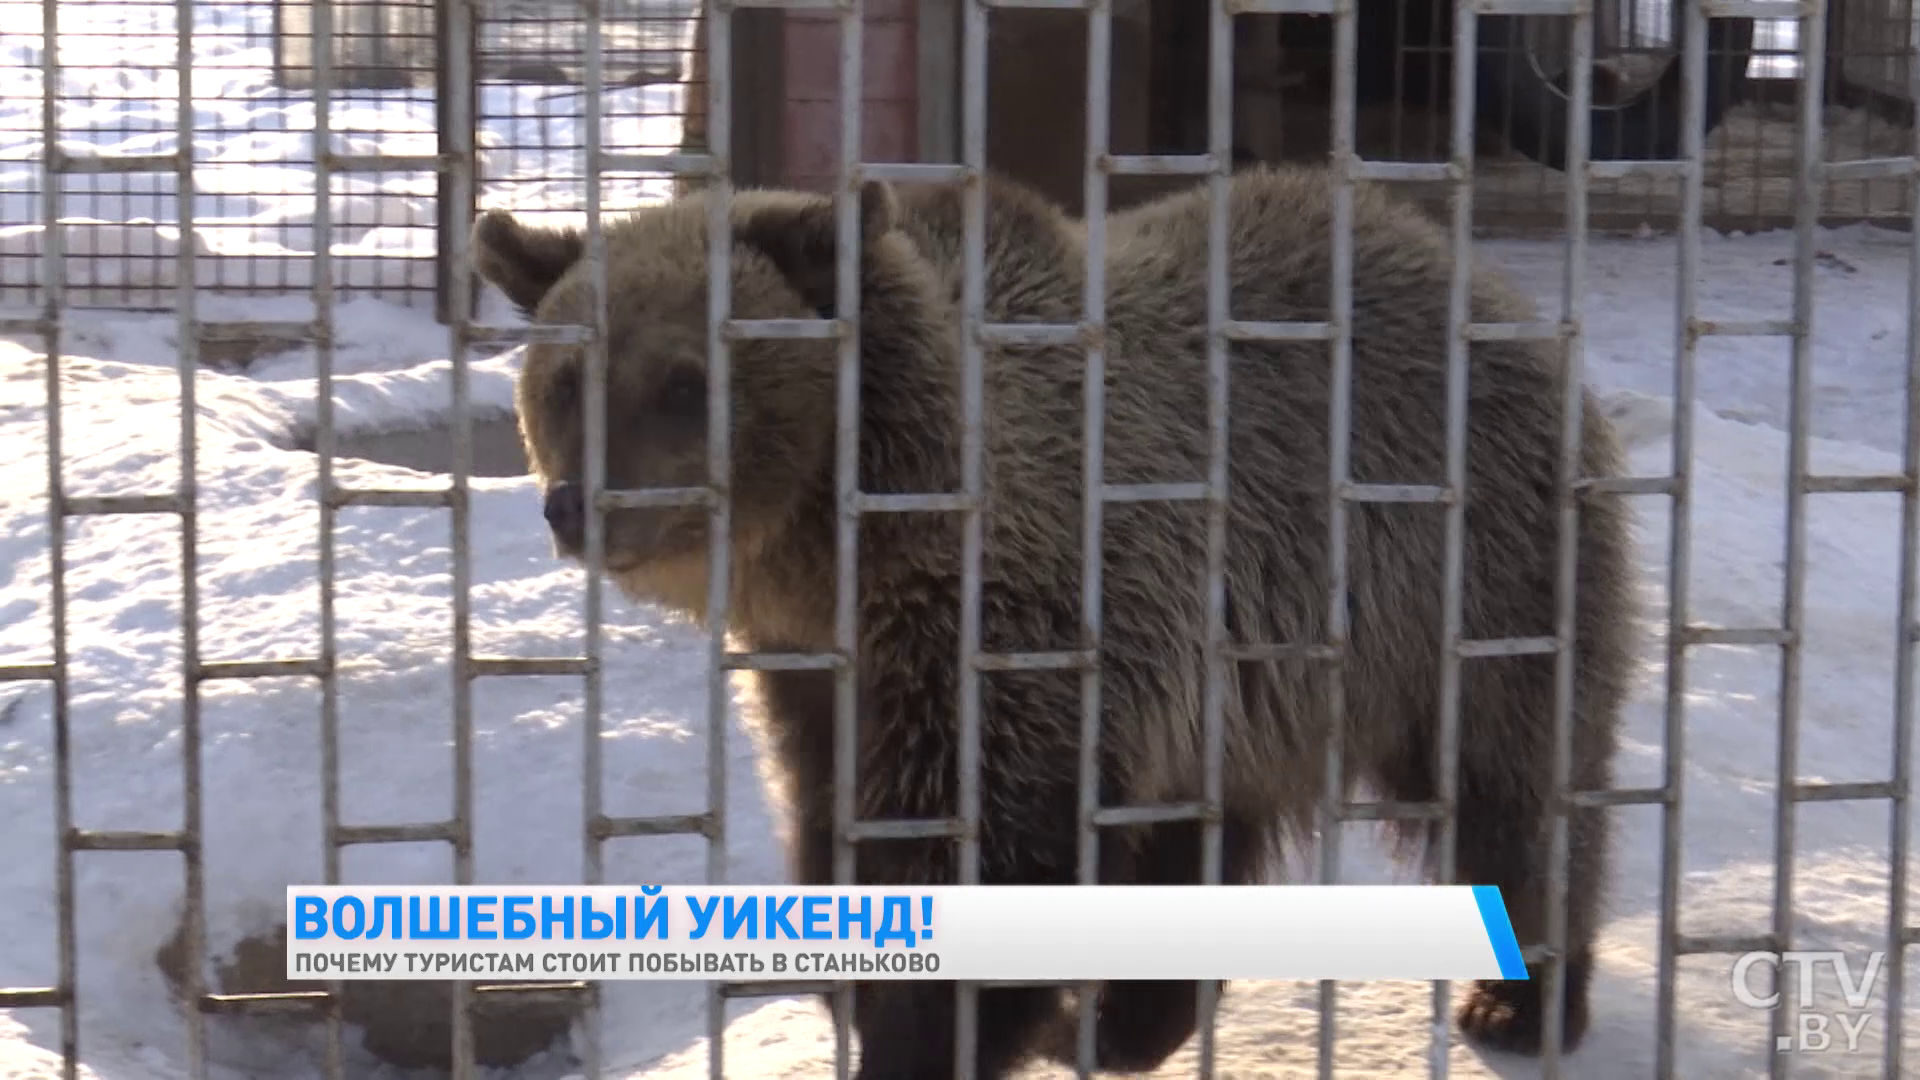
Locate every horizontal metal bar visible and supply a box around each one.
[69,830,187,852]
[599,487,716,510]
[1703,0,1811,15]
[333,821,459,845]
[1224,319,1335,342]
[858,162,972,185]
[0,988,63,1008]
[1342,482,1453,504]
[1473,0,1582,13]
[1587,160,1691,182]
[1458,636,1559,659]
[1343,800,1448,822]
[724,318,843,341]
[1580,475,1678,497]
[1465,321,1568,343]
[1694,318,1797,338]
[846,819,967,841]
[470,982,592,1004]
[724,651,846,672]
[467,324,592,347]
[1683,626,1794,647]
[1676,932,1779,956]
[322,153,445,173]
[64,494,181,517]
[1089,802,1213,827]
[50,151,181,174]
[1223,642,1342,663]
[592,813,714,840]
[855,492,977,513]
[1792,780,1899,803]
[719,980,837,999]
[200,992,330,1015]
[329,488,452,509]
[0,663,56,682]
[1102,482,1210,504]
[972,650,1094,672]
[1349,160,1459,184]
[468,657,591,678]
[1803,474,1910,494]
[197,659,325,681]
[1569,786,1670,808]
[599,152,719,177]
[1229,0,1337,13]
[198,320,314,343]
[1102,153,1219,177]
[731,0,845,8]
[977,323,1083,347]
[979,0,1091,8]
[1819,157,1918,183]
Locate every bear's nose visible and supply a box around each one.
[543,481,585,550]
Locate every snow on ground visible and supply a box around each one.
[2,0,1919,1077]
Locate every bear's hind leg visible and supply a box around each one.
[1372,694,1611,1057]
[1446,763,1606,1056]
[851,981,1063,1080]
[1036,815,1265,1073]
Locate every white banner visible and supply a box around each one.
[285,884,1528,982]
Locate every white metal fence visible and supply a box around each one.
[1,0,1917,1077]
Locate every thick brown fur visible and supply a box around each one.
[474,165,1638,1077]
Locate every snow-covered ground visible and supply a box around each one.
[3,1,1918,1078]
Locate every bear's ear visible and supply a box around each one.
[733,180,898,318]
[471,208,585,317]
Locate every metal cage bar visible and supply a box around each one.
[310,0,349,1072]
[38,0,77,1070]
[1068,0,1116,1072]
[1766,0,1829,1072]
[1653,0,1711,1071]
[1313,0,1361,1069]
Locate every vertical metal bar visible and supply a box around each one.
[39,0,76,1071]
[310,0,348,1071]
[579,0,610,1069]
[699,0,736,1076]
[1424,0,1482,1070]
[1654,0,1710,1074]
[1539,2,1595,1073]
[831,5,867,1080]
[1075,0,1121,1068]
[1069,2,1113,1076]
[172,0,208,1069]
[1768,0,1825,1073]
[1194,1,1233,1076]
[443,0,479,1065]
[1883,5,1920,1068]
[953,0,990,1075]
[1315,0,1360,1071]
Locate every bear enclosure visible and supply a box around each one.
[3,0,1920,1077]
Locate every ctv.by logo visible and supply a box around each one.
[1731,950,1884,1054]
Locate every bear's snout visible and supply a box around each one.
[542,481,585,553]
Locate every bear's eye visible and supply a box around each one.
[659,366,708,419]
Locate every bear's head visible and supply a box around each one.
[472,181,921,619]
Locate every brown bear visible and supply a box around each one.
[471,164,1637,1078]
